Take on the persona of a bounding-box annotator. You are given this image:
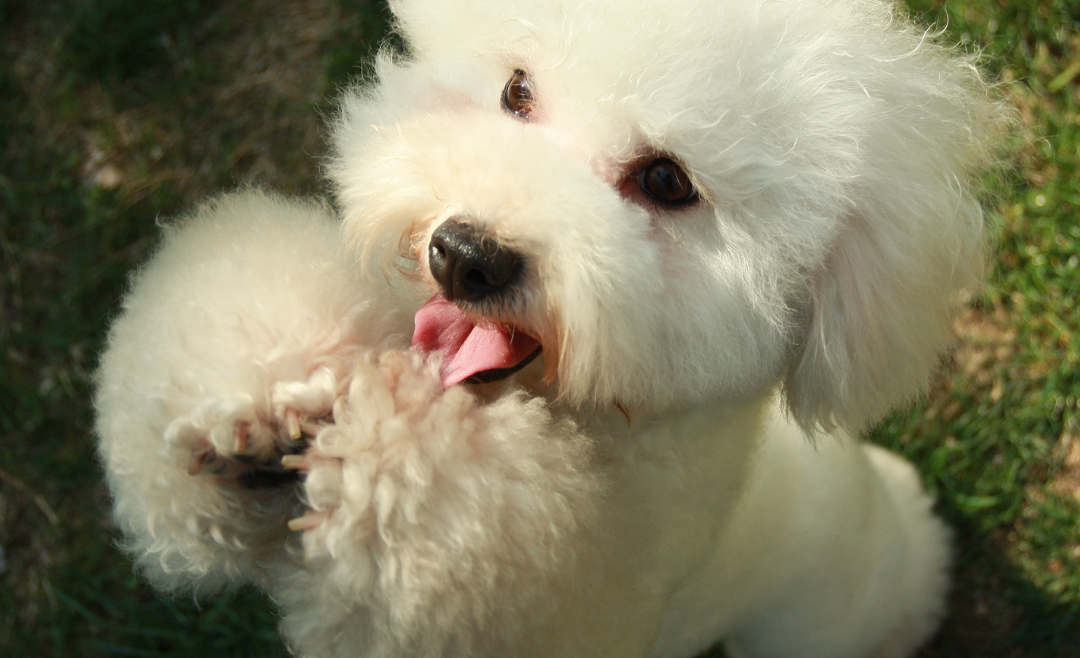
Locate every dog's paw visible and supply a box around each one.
[164,366,346,488]
[284,349,445,541]
[281,348,600,648]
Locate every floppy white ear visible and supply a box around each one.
[782,50,1008,435]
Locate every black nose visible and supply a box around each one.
[428,220,524,303]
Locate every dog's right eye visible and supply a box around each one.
[638,158,698,206]
[502,70,534,119]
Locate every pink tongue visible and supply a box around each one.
[412,296,540,388]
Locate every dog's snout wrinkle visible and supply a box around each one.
[428,220,524,303]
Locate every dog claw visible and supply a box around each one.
[287,510,328,532]
[301,420,324,437]
[188,449,212,476]
[284,408,302,440]
[233,423,249,455]
[281,455,310,471]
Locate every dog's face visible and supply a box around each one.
[333,0,996,427]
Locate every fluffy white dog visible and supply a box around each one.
[95,0,1007,656]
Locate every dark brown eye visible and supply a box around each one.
[502,69,533,119]
[638,158,697,206]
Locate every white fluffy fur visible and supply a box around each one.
[95,0,1007,656]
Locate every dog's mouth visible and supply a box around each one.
[412,295,542,388]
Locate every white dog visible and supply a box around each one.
[95,0,1006,656]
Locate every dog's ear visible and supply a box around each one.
[783,200,985,435]
[782,59,1009,435]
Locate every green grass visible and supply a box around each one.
[0,1,387,655]
[870,1,1080,655]
[1,0,1077,656]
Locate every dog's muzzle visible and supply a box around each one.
[414,218,540,388]
[428,219,524,303]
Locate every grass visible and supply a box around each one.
[0,1,388,655]
[867,1,1080,655]
[0,0,1077,656]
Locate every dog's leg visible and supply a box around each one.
[715,422,949,658]
[96,190,405,594]
[854,445,952,658]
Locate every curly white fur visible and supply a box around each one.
[273,350,600,657]
[95,0,1008,656]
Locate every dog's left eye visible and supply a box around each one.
[502,70,534,119]
[638,158,698,206]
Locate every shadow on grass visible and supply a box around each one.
[915,507,1079,658]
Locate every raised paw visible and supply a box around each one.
[281,349,600,639]
[163,365,348,488]
[275,350,443,573]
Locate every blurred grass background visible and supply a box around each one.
[0,0,1077,656]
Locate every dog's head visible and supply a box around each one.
[332,0,1005,431]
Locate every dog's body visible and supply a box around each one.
[95,0,1005,656]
